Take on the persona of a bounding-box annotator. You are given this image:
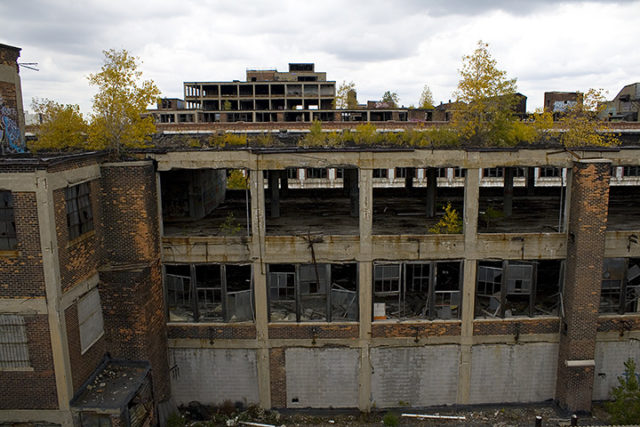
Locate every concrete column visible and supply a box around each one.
[562,168,572,233]
[556,160,611,413]
[269,171,280,218]
[405,168,414,189]
[249,166,271,409]
[426,168,437,217]
[348,168,359,218]
[527,167,536,196]
[503,167,514,217]
[35,172,73,418]
[358,168,373,411]
[281,171,288,196]
[457,168,480,405]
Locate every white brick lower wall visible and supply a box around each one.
[593,340,640,400]
[469,343,558,404]
[285,347,359,408]
[170,348,259,406]
[371,345,460,407]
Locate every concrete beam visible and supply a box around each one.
[249,167,271,409]
[60,274,99,311]
[0,297,47,314]
[35,171,73,411]
[0,409,73,427]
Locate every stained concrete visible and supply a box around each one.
[285,347,359,408]
[370,345,459,407]
[469,343,558,404]
[169,349,259,406]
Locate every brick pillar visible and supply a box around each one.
[556,159,610,413]
[0,43,25,153]
[99,161,170,403]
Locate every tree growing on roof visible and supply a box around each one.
[557,88,619,147]
[87,49,160,154]
[29,98,88,152]
[381,90,400,108]
[452,40,522,146]
[419,85,435,109]
[333,81,358,109]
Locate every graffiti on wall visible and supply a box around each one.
[0,94,25,153]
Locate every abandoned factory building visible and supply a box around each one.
[3,43,640,427]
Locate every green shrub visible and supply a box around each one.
[606,358,640,424]
[383,411,399,427]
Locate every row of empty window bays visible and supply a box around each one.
[163,258,640,324]
[184,83,335,98]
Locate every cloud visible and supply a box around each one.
[1,0,639,113]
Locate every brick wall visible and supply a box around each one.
[269,348,286,407]
[0,192,45,298]
[167,324,256,340]
[371,322,460,338]
[268,323,359,340]
[55,179,103,293]
[100,163,160,264]
[556,160,610,412]
[473,318,560,336]
[0,314,58,410]
[65,301,106,393]
[99,162,169,402]
[0,45,20,68]
[597,315,640,333]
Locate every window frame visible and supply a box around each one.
[0,191,17,251]
[65,182,94,241]
[0,314,30,370]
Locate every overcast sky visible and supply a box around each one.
[2,0,639,115]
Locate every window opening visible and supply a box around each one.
[268,263,358,322]
[66,182,94,240]
[165,264,253,323]
[373,261,462,321]
[0,314,30,369]
[0,191,16,250]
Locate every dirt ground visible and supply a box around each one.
[176,402,612,427]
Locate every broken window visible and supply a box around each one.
[0,314,30,369]
[483,168,503,178]
[306,168,327,179]
[539,167,561,178]
[165,264,253,323]
[475,260,562,318]
[268,263,358,322]
[453,167,467,178]
[373,169,388,179]
[0,191,16,251]
[373,261,462,321]
[65,182,94,240]
[600,258,640,314]
[623,166,640,177]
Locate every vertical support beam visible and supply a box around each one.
[562,168,572,233]
[504,167,514,217]
[249,164,271,409]
[348,168,359,218]
[527,167,536,196]
[556,160,611,413]
[458,168,479,405]
[426,168,437,218]
[269,170,280,218]
[281,170,288,196]
[358,168,373,411]
[35,171,74,414]
[405,168,414,189]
